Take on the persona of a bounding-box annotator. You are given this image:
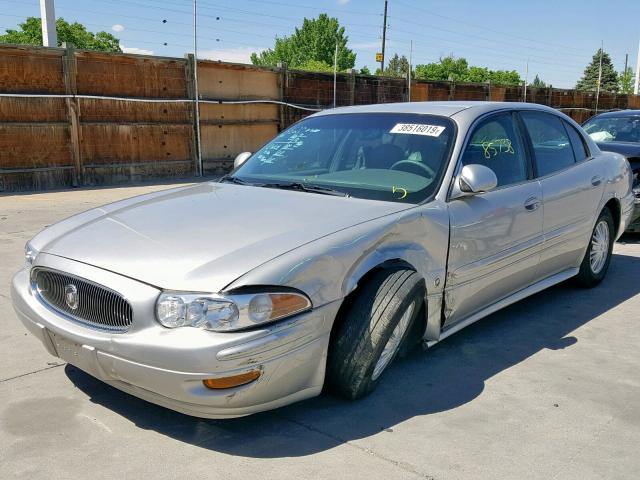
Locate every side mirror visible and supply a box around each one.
[233,152,252,169]
[452,164,498,198]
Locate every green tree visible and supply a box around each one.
[359,65,371,75]
[379,53,411,77]
[465,66,491,83]
[576,48,618,92]
[0,17,121,52]
[414,55,522,85]
[296,59,334,73]
[488,69,521,86]
[529,74,547,88]
[251,14,356,71]
[414,55,468,81]
[618,67,635,94]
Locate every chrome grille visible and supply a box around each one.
[32,268,133,332]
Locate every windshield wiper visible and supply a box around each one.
[263,182,350,197]
[219,175,262,186]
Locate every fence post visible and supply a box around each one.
[277,62,287,131]
[185,54,200,176]
[62,43,82,186]
[547,85,553,107]
[349,69,356,105]
[484,80,491,101]
[448,77,455,100]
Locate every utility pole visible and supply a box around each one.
[380,0,388,73]
[192,0,203,177]
[40,0,57,47]
[595,41,603,114]
[523,58,529,102]
[635,39,640,95]
[333,40,338,108]
[408,40,413,101]
[624,53,628,74]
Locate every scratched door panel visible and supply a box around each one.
[445,180,543,325]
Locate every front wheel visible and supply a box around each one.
[325,268,425,400]
[576,207,614,287]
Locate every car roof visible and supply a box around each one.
[589,109,640,119]
[312,101,561,119]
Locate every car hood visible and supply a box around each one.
[35,182,410,292]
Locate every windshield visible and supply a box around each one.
[583,115,640,144]
[230,113,456,203]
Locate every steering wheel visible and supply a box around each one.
[390,160,435,178]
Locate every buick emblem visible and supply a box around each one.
[64,284,79,310]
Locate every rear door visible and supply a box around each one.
[445,112,543,325]
[518,111,605,277]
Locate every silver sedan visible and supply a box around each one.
[12,102,635,418]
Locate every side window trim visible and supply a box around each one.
[562,119,591,162]
[513,111,536,179]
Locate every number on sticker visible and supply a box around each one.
[390,123,445,137]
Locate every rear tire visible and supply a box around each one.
[326,268,425,400]
[576,207,614,288]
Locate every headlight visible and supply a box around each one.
[155,290,312,332]
[25,242,38,267]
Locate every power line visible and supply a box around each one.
[392,0,624,57]
[0,0,612,87]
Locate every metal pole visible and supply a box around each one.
[523,59,529,102]
[595,41,603,114]
[39,0,57,47]
[624,53,628,74]
[380,0,388,73]
[333,40,338,108]
[634,39,640,95]
[408,39,412,101]
[193,0,203,176]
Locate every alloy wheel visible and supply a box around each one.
[371,302,415,381]
[589,220,610,274]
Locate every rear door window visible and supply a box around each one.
[563,121,589,162]
[520,112,576,177]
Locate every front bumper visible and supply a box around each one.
[11,256,340,418]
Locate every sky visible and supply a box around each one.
[0,0,639,88]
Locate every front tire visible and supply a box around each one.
[576,207,614,287]
[326,268,425,400]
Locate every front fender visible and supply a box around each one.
[224,202,450,310]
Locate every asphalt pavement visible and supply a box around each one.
[1,182,639,480]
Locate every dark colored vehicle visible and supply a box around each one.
[583,110,640,232]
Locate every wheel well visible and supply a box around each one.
[604,198,621,237]
[328,261,424,347]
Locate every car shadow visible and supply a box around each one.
[65,252,640,458]
[619,232,640,244]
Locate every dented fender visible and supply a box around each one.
[224,200,450,337]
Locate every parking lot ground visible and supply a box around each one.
[1,182,639,480]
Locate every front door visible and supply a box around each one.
[445,112,544,325]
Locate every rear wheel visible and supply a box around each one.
[326,268,425,400]
[576,207,614,287]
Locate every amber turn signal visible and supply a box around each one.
[202,370,261,389]
[269,293,311,320]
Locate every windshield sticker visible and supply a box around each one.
[390,123,445,137]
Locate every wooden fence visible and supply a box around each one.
[1,44,639,192]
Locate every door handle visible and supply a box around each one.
[524,197,541,211]
[591,175,603,187]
